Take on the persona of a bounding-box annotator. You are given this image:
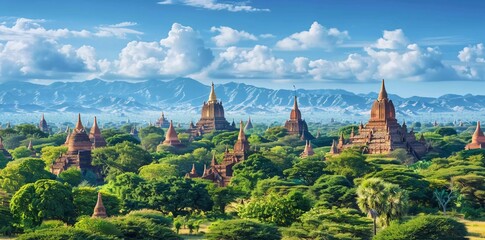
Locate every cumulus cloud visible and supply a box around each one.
[374,29,408,49]
[113,23,213,78]
[0,18,90,41]
[276,21,349,51]
[158,0,269,12]
[210,26,257,47]
[454,43,485,80]
[458,43,484,63]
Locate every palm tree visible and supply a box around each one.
[357,178,408,235]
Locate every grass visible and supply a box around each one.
[462,220,485,240]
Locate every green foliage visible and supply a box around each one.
[206,183,239,213]
[0,158,55,193]
[0,204,15,235]
[15,124,49,138]
[211,131,238,146]
[125,209,173,227]
[110,215,181,240]
[74,216,122,238]
[11,146,33,159]
[284,158,326,185]
[374,215,468,240]
[72,187,120,217]
[263,126,288,141]
[0,152,8,169]
[10,179,75,228]
[206,219,281,240]
[231,153,282,195]
[285,207,372,240]
[452,174,485,209]
[435,127,457,136]
[104,173,146,212]
[238,191,311,226]
[138,163,179,180]
[326,149,373,180]
[40,145,68,166]
[106,133,140,146]
[140,133,164,152]
[311,175,357,208]
[139,126,165,139]
[251,177,297,198]
[357,178,409,227]
[58,168,83,186]
[17,227,111,240]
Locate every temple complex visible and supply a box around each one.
[50,114,96,175]
[155,112,170,128]
[89,116,107,148]
[465,121,485,150]
[300,141,314,158]
[161,120,184,147]
[284,96,314,140]
[187,83,235,136]
[39,114,49,134]
[188,120,250,186]
[330,80,428,159]
[92,192,107,218]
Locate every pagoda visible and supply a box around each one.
[51,114,96,175]
[465,121,485,150]
[331,80,428,159]
[188,83,235,136]
[300,140,315,158]
[0,137,12,160]
[89,116,107,149]
[284,96,314,140]
[155,112,170,128]
[92,192,107,218]
[190,120,250,187]
[39,114,49,134]
[244,116,253,131]
[161,120,184,147]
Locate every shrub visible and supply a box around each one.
[206,219,281,240]
[126,209,172,227]
[110,215,180,240]
[374,215,468,240]
[74,216,122,237]
[17,227,111,240]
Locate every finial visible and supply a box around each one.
[75,113,84,130]
[208,82,217,102]
[378,79,388,101]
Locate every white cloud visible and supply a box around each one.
[276,21,349,51]
[260,33,275,39]
[158,0,269,12]
[113,23,213,78]
[308,54,376,81]
[458,43,484,63]
[0,18,90,41]
[454,43,485,80]
[374,29,408,49]
[94,22,143,38]
[210,26,257,47]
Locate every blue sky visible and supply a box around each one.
[1,0,484,97]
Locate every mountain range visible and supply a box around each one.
[0,78,484,120]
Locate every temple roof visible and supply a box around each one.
[165,120,178,141]
[90,116,101,135]
[238,120,246,141]
[472,121,485,142]
[378,79,388,100]
[290,96,302,120]
[208,82,217,103]
[75,113,84,131]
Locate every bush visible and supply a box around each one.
[374,215,468,240]
[75,216,122,238]
[126,209,172,227]
[206,219,281,240]
[33,220,66,231]
[17,227,111,240]
[110,215,180,240]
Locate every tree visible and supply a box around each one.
[206,219,281,240]
[17,227,112,240]
[110,215,180,240]
[58,168,83,186]
[40,145,68,166]
[139,126,165,139]
[141,133,164,152]
[263,126,288,141]
[435,127,457,136]
[14,124,48,138]
[357,178,409,235]
[138,163,179,180]
[206,183,239,213]
[74,216,122,238]
[231,154,282,195]
[10,179,75,228]
[72,187,120,217]
[10,146,33,159]
[326,149,373,180]
[106,134,140,146]
[284,159,326,185]
[104,173,147,212]
[311,175,356,208]
[0,158,55,193]
[374,215,468,240]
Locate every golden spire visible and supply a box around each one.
[90,116,101,135]
[293,95,299,110]
[75,113,84,131]
[378,79,388,100]
[472,121,485,143]
[208,82,217,103]
[238,120,246,141]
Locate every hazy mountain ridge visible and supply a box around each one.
[0,78,484,116]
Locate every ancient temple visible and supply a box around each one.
[187,83,235,136]
[189,121,250,187]
[89,116,107,148]
[161,120,184,147]
[465,121,485,150]
[51,114,95,175]
[155,112,170,128]
[330,80,428,159]
[284,96,314,140]
[301,140,315,158]
[244,116,253,131]
[0,137,12,160]
[39,114,49,134]
[92,192,107,218]
[27,140,36,157]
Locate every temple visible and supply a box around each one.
[155,112,170,128]
[465,121,485,150]
[244,116,253,131]
[92,192,107,218]
[300,140,315,158]
[188,120,250,187]
[161,120,184,147]
[330,80,428,159]
[39,114,49,134]
[0,137,12,160]
[50,114,97,175]
[284,96,314,140]
[89,116,107,148]
[188,83,235,136]
[27,140,36,157]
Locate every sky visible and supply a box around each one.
[0,0,484,97]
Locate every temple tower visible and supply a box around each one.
[284,96,314,140]
[89,116,107,148]
[92,192,107,218]
[162,120,184,147]
[465,121,485,150]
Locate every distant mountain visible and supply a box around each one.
[0,78,484,117]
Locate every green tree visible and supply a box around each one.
[139,126,165,139]
[435,127,457,136]
[40,145,68,166]
[206,183,239,213]
[15,124,48,138]
[17,227,111,240]
[139,163,179,180]
[74,216,122,238]
[72,187,120,217]
[207,219,281,240]
[311,175,356,208]
[326,149,373,180]
[106,133,140,146]
[110,215,180,240]
[374,215,467,240]
[10,179,75,228]
[263,126,288,141]
[10,146,33,159]
[104,173,147,212]
[231,153,282,195]
[0,158,55,193]
[58,168,83,186]
[357,178,408,235]
[141,133,164,152]
[284,159,326,185]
